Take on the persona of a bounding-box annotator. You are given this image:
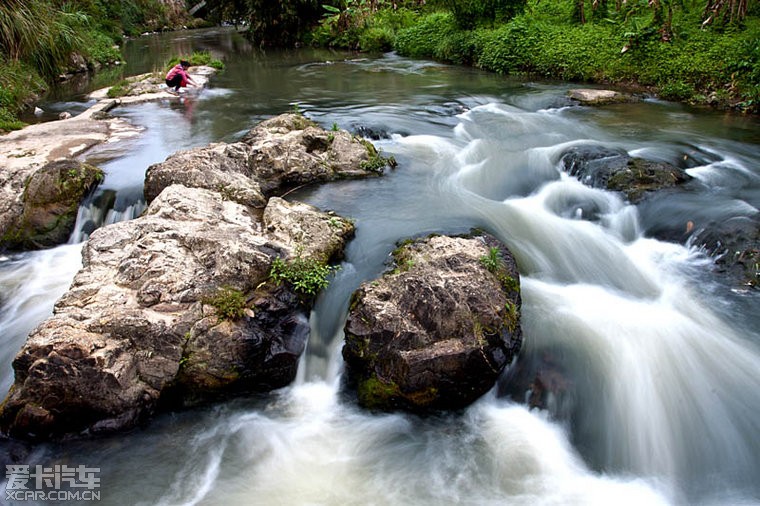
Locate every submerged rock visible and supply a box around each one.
[0,159,103,251]
[343,233,522,412]
[691,215,760,289]
[560,144,692,203]
[0,186,355,439]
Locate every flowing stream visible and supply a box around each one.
[1,28,759,505]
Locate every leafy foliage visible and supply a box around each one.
[167,51,225,70]
[205,286,249,321]
[0,106,25,131]
[435,0,528,29]
[241,0,325,46]
[392,1,760,111]
[0,0,182,126]
[269,252,339,296]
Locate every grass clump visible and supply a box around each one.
[269,251,339,296]
[106,79,131,98]
[167,51,225,71]
[479,246,520,293]
[205,285,248,321]
[358,138,396,173]
[0,107,25,132]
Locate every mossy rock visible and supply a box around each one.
[560,145,692,204]
[1,159,103,251]
[606,158,692,203]
[343,232,522,413]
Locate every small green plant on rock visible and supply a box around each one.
[480,246,519,293]
[205,285,248,321]
[391,242,417,274]
[358,137,396,173]
[503,301,520,334]
[480,246,502,273]
[106,80,132,98]
[269,250,339,296]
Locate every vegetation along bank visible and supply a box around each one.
[208,0,760,112]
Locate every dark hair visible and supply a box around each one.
[180,59,190,67]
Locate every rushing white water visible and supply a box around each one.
[1,44,758,506]
[0,244,83,393]
[143,383,670,506]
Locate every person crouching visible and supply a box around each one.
[165,59,197,94]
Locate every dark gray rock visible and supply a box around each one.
[560,144,692,203]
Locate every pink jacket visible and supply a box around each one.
[166,64,189,86]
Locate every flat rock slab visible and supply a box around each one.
[567,88,636,105]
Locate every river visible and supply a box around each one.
[1,27,759,505]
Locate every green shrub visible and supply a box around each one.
[659,81,696,101]
[205,286,248,321]
[359,26,395,52]
[443,0,527,29]
[167,51,225,71]
[395,12,458,58]
[83,30,121,65]
[269,253,339,296]
[0,57,45,119]
[0,106,24,131]
[475,16,546,73]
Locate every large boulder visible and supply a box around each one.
[145,113,390,205]
[1,159,103,251]
[560,144,692,203]
[342,233,522,412]
[0,186,355,439]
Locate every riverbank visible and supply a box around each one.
[309,3,760,113]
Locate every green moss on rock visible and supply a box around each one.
[1,159,104,251]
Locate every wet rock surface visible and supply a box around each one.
[0,113,381,440]
[145,113,388,206]
[560,144,692,204]
[0,159,103,251]
[343,232,522,412]
[0,186,355,440]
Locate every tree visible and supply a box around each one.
[442,0,527,29]
[702,0,751,26]
[243,0,324,46]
